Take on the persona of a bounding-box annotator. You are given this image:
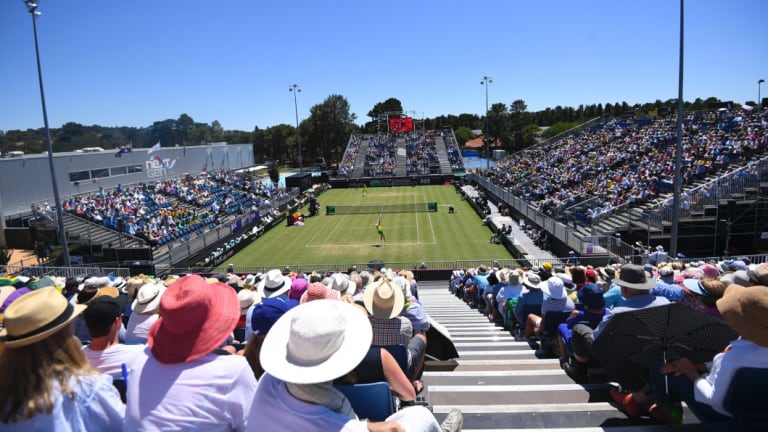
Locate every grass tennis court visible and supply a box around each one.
[222,185,513,269]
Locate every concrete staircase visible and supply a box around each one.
[396,138,408,176]
[352,139,370,178]
[419,283,706,431]
[62,212,146,249]
[434,136,454,175]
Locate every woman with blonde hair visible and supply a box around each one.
[0,287,124,430]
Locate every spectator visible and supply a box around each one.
[82,295,145,379]
[524,277,575,340]
[556,283,611,366]
[513,272,544,329]
[124,275,258,430]
[250,299,463,431]
[648,284,768,424]
[0,287,124,430]
[125,282,165,345]
[243,297,298,379]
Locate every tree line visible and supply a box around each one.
[0,95,738,166]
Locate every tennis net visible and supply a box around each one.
[326,202,437,215]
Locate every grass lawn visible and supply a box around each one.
[221,184,513,271]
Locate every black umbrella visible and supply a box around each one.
[368,259,385,271]
[425,318,459,360]
[591,303,737,391]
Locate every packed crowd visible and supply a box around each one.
[441,131,464,170]
[0,265,464,431]
[337,135,361,177]
[363,135,397,176]
[484,108,768,224]
[63,170,285,248]
[450,254,768,425]
[404,131,438,175]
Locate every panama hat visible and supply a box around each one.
[237,288,261,315]
[717,284,768,347]
[614,264,656,290]
[260,299,372,384]
[327,273,356,297]
[148,275,240,364]
[363,279,405,319]
[257,269,292,298]
[131,283,166,314]
[0,286,86,348]
[522,272,543,289]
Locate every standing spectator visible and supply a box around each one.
[0,287,124,430]
[124,275,258,431]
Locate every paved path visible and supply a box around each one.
[419,282,705,431]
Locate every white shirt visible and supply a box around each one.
[125,348,258,431]
[125,313,159,345]
[83,343,145,378]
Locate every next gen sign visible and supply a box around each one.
[146,158,176,178]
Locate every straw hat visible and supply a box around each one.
[0,287,86,348]
[717,284,768,347]
[363,279,405,319]
[257,269,292,298]
[132,283,166,314]
[259,300,372,384]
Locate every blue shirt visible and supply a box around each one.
[1,374,124,431]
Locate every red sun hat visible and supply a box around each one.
[148,274,240,364]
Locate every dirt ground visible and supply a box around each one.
[5,249,39,267]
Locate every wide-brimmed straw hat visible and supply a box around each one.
[260,299,372,384]
[717,284,768,347]
[131,283,166,314]
[522,272,543,289]
[363,279,405,319]
[148,275,240,364]
[257,269,292,298]
[327,273,356,297]
[0,286,86,348]
[237,289,261,315]
[614,264,656,290]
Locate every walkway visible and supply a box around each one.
[419,282,705,431]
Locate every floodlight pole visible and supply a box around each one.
[670,0,684,258]
[24,0,70,266]
[289,84,303,173]
[481,76,492,170]
[759,79,765,110]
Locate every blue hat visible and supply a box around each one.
[577,283,605,309]
[251,297,298,336]
[683,278,710,297]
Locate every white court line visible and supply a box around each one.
[318,213,348,246]
[414,193,421,244]
[423,191,437,243]
[303,211,339,248]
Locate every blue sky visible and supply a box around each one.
[2,0,766,132]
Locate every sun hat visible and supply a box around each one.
[0,286,15,308]
[698,264,720,279]
[522,272,543,290]
[747,263,768,285]
[542,277,565,300]
[300,282,340,304]
[578,283,605,309]
[585,268,597,280]
[363,279,405,319]
[251,297,299,336]
[717,284,768,347]
[83,295,129,332]
[77,286,120,305]
[1,287,30,314]
[598,266,616,282]
[477,265,490,275]
[237,289,260,315]
[0,286,86,348]
[541,262,553,271]
[658,266,675,282]
[124,277,146,299]
[132,283,166,314]
[683,278,711,297]
[508,271,522,286]
[327,273,356,297]
[27,277,57,291]
[148,274,240,364]
[289,277,309,301]
[614,264,656,290]
[496,268,511,284]
[257,269,292,298]
[259,299,373,384]
[243,274,259,289]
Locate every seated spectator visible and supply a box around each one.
[513,272,544,328]
[364,279,428,390]
[125,282,165,345]
[571,264,670,411]
[83,295,145,379]
[648,284,768,424]
[250,299,463,431]
[557,283,611,367]
[680,277,728,319]
[124,275,258,430]
[524,277,575,340]
[652,265,684,302]
[496,270,524,326]
[0,287,124,430]
[243,297,298,379]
